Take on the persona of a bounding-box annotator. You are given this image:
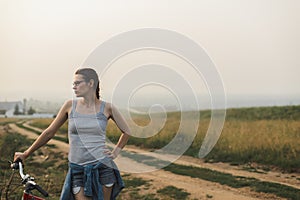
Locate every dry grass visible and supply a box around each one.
[107,113,300,172]
[7,105,299,172]
[203,119,300,171]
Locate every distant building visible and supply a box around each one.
[0,101,24,117]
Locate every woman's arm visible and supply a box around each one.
[107,103,131,159]
[14,100,72,161]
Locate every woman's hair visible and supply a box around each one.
[75,68,100,99]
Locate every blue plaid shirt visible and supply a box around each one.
[60,158,124,200]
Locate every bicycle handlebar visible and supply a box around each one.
[34,184,49,197]
[11,159,49,197]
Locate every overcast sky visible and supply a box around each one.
[0,0,299,109]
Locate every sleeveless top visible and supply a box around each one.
[68,100,108,166]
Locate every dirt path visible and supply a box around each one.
[8,123,69,154]
[8,122,298,200]
[122,145,300,190]
[132,169,283,200]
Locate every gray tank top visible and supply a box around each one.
[68,100,108,166]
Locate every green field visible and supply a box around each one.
[3,105,300,172]
[108,105,300,172]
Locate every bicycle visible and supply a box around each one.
[2,159,49,200]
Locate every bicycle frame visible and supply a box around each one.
[23,192,44,200]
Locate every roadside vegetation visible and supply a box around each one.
[0,130,67,200]
[0,118,20,126]
[14,105,300,172]
[109,105,300,172]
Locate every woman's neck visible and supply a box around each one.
[81,96,98,107]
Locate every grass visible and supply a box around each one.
[157,186,190,199]
[241,165,267,174]
[0,131,67,200]
[123,177,149,188]
[119,174,190,200]
[106,105,300,172]
[225,105,300,120]
[201,119,300,172]
[117,175,159,200]
[0,118,20,125]
[0,133,33,173]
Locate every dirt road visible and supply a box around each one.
[8,122,300,200]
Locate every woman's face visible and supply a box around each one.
[72,74,89,97]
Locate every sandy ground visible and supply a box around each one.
[9,123,69,154]
[121,145,300,190]
[7,122,300,200]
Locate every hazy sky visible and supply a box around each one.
[0,0,299,108]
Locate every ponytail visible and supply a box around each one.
[96,83,100,99]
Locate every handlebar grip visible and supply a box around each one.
[35,184,49,197]
[11,158,23,169]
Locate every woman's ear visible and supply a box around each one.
[89,79,95,88]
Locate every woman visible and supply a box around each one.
[14,68,130,200]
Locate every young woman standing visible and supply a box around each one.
[14,68,130,200]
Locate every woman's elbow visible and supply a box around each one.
[43,127,56,139]
[121,132,130,141]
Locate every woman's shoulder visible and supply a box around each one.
[64,99,73,106]
[103,101,119,116]
[61,99,73,110]
[103,101,112,111]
